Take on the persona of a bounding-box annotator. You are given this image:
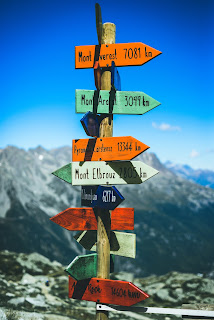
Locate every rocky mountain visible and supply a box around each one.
[0,250,214,320]
[165,161,214,189]
[0,146,214,277]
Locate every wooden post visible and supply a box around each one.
[96,22,116,320]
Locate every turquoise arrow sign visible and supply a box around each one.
[75,89,160,114]
[65,253,114,280]
[52,161,159,186]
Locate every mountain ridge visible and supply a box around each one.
[0,145,214,277]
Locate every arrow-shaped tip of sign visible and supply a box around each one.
[52,163,72,184]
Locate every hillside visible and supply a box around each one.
[0,145,214,276]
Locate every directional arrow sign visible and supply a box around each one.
[52,161,159,186]
[74,231,136,258]
[65,253,114,280]
[75,89,161,115]
[75,42,162,69]
[69,276,149,306]
[81,185,125,210]
[50,207,134,231]
[72,136,149,162]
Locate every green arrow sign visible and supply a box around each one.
[74,231,136,258]
[66,253,114,280]
[52,161,159,186]
[75,89,160,114]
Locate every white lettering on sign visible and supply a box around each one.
[81,188,97,203]
[102,191,116,203]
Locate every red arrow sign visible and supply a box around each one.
[69,276,149,306]
[50,207,134,231]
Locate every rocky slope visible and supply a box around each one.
[0,250,214,320]
[0,146,214,276]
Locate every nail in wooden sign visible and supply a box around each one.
[69,276,149,306]
[75,42,162,69]
[72,136,149,162]
[74,231,136,258]
[75,89,161,115]
[52,161,159,186]
[50,207,134,231]
[66,253,114,281]
[81,185,124,210]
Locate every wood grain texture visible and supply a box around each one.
[50,207,134,231]
[72,136,149,162]
[75,89,161,115]
[69,276,149,306]
[96,22,115,320]
[75,42,162,69]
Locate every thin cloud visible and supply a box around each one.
[190,149,200,158]
[152,122,181,131]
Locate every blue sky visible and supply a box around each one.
[0,0,214,169]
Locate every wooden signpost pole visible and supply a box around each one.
[96,22,116,320]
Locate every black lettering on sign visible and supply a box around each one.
[111,287,126,297]
[128,289,140,299]
[145,47,152,58]
[123,48,141,59]
[79,51,92,62]
[79,52,82,62]
[88,284,102,294]
[117,142,132,152]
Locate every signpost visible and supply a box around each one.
[50,3,162,320]
[52,160,159,185]
[50,207,134,231]
[65,253,114,280]
[72,136,149,162]
[69,276,149,306]
[74,230,136,258]
[76,89,161,114]
[81,185,125,210]
[75,42,162,69]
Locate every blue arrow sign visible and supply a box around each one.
[81,185,125,210]
[80,111,101,137]
[111,61,121,91]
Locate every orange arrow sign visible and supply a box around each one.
[69,276,149,306]
[72,136,149,162]
[75,42,162,69]
[50,207,134,231]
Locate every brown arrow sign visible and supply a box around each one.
[50,207,134,231]
[72,136,149,162]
